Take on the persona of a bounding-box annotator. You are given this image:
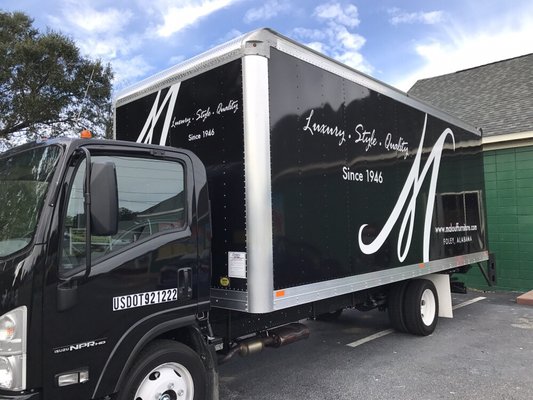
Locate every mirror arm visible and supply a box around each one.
[81,147,92,281]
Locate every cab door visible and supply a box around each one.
[42,148,204,399]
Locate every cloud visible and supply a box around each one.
[292,28,327,42]
[46,0,134,39]
[45,3,134,67]
[392,6,533,91]
[218,29,243,44]
[244,0,291,23]
[333,25,367,68]
[292,2,371,74]
[168,55,186,66]
[150,0,238,38]
[305,41,328,54]
[43,0,152,87]
[42,0,241,88]
[295,26,358,52]
[314,2,360,28]
[388,8,445,25]
[60,5,133,35]
[112,55,154,90]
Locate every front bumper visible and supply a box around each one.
[0,391,40,400]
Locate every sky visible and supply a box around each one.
[1,0,533,94]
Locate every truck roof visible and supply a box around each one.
[1,137,200,163]
[114,28,479,134]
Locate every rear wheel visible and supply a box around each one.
[119,340,206,400]
[403,279,439,336]
[387,281,409,333]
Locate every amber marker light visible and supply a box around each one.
[80,129,92,139]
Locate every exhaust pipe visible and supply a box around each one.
[268,322,310,347]
[218,323,310,364]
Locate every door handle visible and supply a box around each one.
[178,267,193,300]
[57,280,78,312]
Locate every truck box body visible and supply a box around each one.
[115,29,488,314]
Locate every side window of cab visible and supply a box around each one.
[61,154,186,275]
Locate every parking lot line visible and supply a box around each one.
[346,296,487,348]
[346,329,396,348]
[452,296,486,310]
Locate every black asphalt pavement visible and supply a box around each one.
[219,291,533,400]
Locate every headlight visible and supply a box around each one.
[0,356,14,388]
[0,307,27,390]
[0,316,16,341]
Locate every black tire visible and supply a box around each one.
[403,279,439,336]
[387,281,409,333]
[316,309,343,321]
[118,340,206,400]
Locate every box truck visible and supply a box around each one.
[0,29,493,400]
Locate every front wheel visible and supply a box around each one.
[119,340,206,400]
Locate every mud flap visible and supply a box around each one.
[424,274,453,318]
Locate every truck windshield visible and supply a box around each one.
[0,145,61,258]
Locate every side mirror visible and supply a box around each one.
[90,161,119,236]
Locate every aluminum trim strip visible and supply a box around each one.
[115,28,479,134]
[115,29,273,107]
[273,251,489,310]
[211,289,248,311]
[269,35,480,135]
[242,55,275,313]
[115,50,243,107]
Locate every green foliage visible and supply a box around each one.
[0,11,113,144]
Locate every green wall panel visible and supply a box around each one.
[461,145,533,292]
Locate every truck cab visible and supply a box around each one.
[0,138,213,399]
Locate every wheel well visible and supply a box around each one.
[113,322,213,397]
[146,325,218,399]
[156,326,201,354]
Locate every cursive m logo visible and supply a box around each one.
[358,114,455,263]
[136,83,180,146]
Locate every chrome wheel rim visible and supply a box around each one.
[134,362,194,400]
[420,288,436,326]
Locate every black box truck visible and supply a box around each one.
[0,29,491,400]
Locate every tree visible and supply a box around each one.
[0,11,113,147]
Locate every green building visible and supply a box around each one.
[409,54,533,292]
